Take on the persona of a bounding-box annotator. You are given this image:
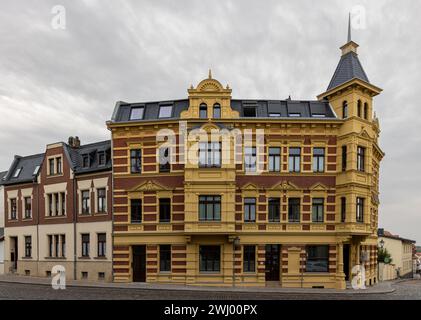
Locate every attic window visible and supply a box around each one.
[33,165,40,175]
[289,113,301,117]
[312,114,326,118]
[82,154,89,168]
[269,113,281,117]
[98,152,105,166]
[130,107,144,120]
[159,105,173,118]
[13,167,22,178]
[243,106,257,117]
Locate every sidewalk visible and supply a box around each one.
[0,274,396,294]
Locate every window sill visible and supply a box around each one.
[199,271,221,275]
[21,257,33,260]
[45,257,66,260]
[22,218,33,221]
[94,256,107,260]
[45,216,67,219]
[78,256,91,260]
[47,173,64,178]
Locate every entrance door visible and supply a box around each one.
[265,244,280,281]
[343,244,350,281]
[10,237,18,271]
[132,245,146,282]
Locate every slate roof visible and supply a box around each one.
[327,51,369,91]
[65,140,112,174]
[0,171,7,182]
[1,153,44,186]
[111,99,337,123]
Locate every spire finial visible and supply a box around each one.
[208,69,212,79]
[347,12,352,43]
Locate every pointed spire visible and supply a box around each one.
[347,12,352,43]
[208,69,212,79]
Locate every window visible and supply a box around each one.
[313,148,325,172]
[199,196,221,221]
[199,246,220,272]
[269,112,281,117]
[288,198,300,222]
[243,246,256,272]
[55,193,59,216]
[213,103,221,118]
[131,199,142,223]
[81,272,88,279]
[130,149,142,173]
[25,236,32,258]
[56,157,62,174]
[356,197,364,223]
[97,188,106,213]
[98,152,106,166]
[82,154,89,168]
[10,198,17,220]
[159,147,171,172]
[159,198,171,222]
[97,233,106,257]
[268,198,280,222]
[312,198,324,222]
[289,147,301,172]
[98,272,105,280]
[268,147,281,172]
[342,101,348,119]
[48,234,66,258]
[48,235,53,257]
[289,113,301,117]
[48,194,53,216]
[306,245,329,272]
[364,103,368,120]
[357,146,365,172]
[244,198,256,222]
[158,105,172,118]
[199,103,207,119]
[24,197,32,219]
[159,245,171,272]
[312,114,326,118]
[244,147,256,172]
[81,190,90,214]
[81,234,90,257]
[341,197,346,222]
[130,107,144,120]
[33,165,40,176]
[342,145,347,171]
[357,100,362,117]
[13,167,22,178]
[49,158,55,175]
[199,142,221,168]
[243,106,257,117]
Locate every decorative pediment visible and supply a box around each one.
[240,182,259,191]
[359,129,372,140]
[270,181,299,191]
[309,182,329,191]
[130,180,171,192]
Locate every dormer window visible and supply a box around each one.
[269,113,281,117]
[199,103,208,119]
[98,151,106,166]
[13,167,22,178]
[56,157,62,174]
[213,104,221,118]
[33,165,40,176]
[312,114,326,118]
[289,113,301,117]
[243,106,257,117]
[82,154,89,168]
[158,105,173,118]
[130,107,144,120]
[49,158,55,175]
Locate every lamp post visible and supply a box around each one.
[379,239,384,249]
[232,237,240,287]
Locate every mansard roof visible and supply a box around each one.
[1,153,44,186]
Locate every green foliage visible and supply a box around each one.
[378,247,393,264]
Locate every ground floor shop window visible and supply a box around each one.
[306,245,329,272]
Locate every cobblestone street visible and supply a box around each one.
[0,279,420,300]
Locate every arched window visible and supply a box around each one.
[342,101,348,119]
[364,103,368,120]
[199,103,207,119]
[213,103,221,119]
[357,100,362,118]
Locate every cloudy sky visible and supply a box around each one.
[1,0,420,243]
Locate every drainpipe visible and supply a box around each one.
[110,135,115,283]
[73,174,77,280]
[35,180,40,277]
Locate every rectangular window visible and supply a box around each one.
[48,194,53,216]
[244,147,256,172]
[269,112,281,117]
[199,246,220,272]
[213,105,221,118]
[61,235,66,258]
[243,106,257,117]
[81,234,90,257]
[159,147,171,172]
[289,147,301,173]
[10,198,17,220]
[159,245,171,272]
[98,151,106,166]
[341,197,346,222]
[56,157,62,174]
[13,167,22,178]
[49,158,55,175]
[129,106,144,120]
[60,192,66,215]
[268,147,281,172]
[268,198,280,222]
[130,149,142,173]
[54,235,59,257]
[24,197,32,219]
[82,154,89,168]
[243,245,256,272]
[306,245,329,272]
[356,197,364,223]
[97,233,106,257]
[313,148,325,172]
[82,190,90,214]
[199,142,221,168]
[288,198,300,222]
[55,193,59,216]
[342,145,347,171]
[199,195,221,221]
[48,235,53,257]
[158,105,173,118]
[312,198,324,222]
[244,198,256,222]
[25,236,32,258]
[357,146,365,172]
[97,188,106,213]
[131,199,142,223]
[159,198,171,223]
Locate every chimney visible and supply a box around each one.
[74,136,81,148]
[68,136,81,148]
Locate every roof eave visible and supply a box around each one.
[318,78,383,100]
